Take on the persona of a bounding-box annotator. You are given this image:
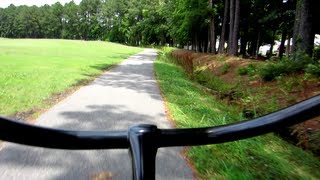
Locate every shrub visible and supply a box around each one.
[159,47,175,57]
[194,68,235,93]
[193,67,210,84]
[305,63,320,77]
[238,67,248,75]
[258,63,290,81]
[158,47,176,63]
[258,55,312,81]
[220,63,230,74]
[313,46,320,60]
[237,64,258,76]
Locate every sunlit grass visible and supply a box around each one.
[154,50,320,179]
[0,38,142,116]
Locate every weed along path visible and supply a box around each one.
[0,49,194,179]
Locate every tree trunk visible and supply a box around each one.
[218,0,229,54]
[204,30,209,53]
[209,16,216,53]
[240,36,247,56]
[228,0,235,55]
[192,33,196,51]
[209,0,216,53]
[268,30,276,59]
[249,40,257,57]
[247,41,252,56]
[199,31,204,52]
[292,0,314,59]
[255,30,261,59]
[230,0,240,56]
[279,30,287,59]
[286,37,291,57]
[195,33,199,52]
[207,31,211,53]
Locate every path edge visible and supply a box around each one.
[152,49,199,180]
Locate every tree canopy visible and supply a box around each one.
[0,0,318,57]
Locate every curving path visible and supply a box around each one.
[0,49,194,179]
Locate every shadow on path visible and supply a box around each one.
[0,49,194,180]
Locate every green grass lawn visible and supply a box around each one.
[154,49,320,179]
[0,38,142,116]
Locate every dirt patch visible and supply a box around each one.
[91,171,114,180]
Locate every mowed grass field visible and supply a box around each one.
[0,38,142,116]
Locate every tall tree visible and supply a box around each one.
[278,0,295,59]
[51,2,64,38]
[209,0,216,53]
[39,5,57,38]
[218,0,229,54]
[228,0,235,55]
[228,0,239,56]
[103,0,129,43]
[0,0,313,54]
[292,0,314,58]
[231,0,240,55]
[63,1,80,39]
[79,0,101,40]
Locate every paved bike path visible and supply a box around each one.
[0,49,194,179]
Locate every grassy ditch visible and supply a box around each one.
[154,48,320,179]
[0,38,142,116]
[172,49,320,155]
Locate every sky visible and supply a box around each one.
[0,0,82,8]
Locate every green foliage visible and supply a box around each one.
[0,38,142,115]
[221,63,230,74]
[237,64,258,76]
[258,62,292,81]
[276,75,303,92]
[309,131,320,154]
[238,67,248,75]
[158,47,175,57]
[258,55,313,81]
[305,63,320,77]
[0,0,302,55]
[313,46,320,60]
[236,54,319,81]
[154,49,320,179]
[0,0,172,45]
[194,68,235,93]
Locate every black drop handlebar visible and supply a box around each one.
[0,95,319,179]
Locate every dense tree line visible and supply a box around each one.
[0,0,319,58]
[0,0,172,46]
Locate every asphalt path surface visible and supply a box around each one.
[0,49,194,179]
